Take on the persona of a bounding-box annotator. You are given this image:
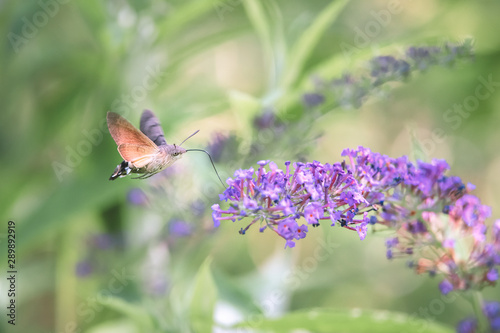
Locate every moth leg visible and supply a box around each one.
[131,172,156,180]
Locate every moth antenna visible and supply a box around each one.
[180,130,200,147]
[186,148,227,189]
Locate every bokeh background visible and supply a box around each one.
[1,0,500,332]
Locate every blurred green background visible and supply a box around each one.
[1,0,500,332]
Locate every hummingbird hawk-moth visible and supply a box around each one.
[107,110,223,184]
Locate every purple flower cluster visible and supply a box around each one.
[456,318,477,333]
[370,55,410,85]
[303,41,474,109]
[342,147,498,293]
[212,156,376,248]
[483,301,500,331]
[212,146,500,293]
[456,301,500,333]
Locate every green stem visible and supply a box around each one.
[471,290,487,331]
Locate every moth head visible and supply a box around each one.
[170,129,199,159]
[170,144,187,159]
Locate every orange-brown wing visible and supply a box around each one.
[107,112,159,151]
[118,144,158,168]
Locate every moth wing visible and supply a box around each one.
[140,110,167,147]
[118,144,158,168]
[107,112,159,151]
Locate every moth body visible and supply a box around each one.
[133,145,186,178]
[107,110,188,180]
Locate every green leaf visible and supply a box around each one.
[235,308,454,333]
[165,25,247,81]
[243,0,273,52]
[17,178,129,252]
[408,125,431,162]
[189,257,218,332]
[213,269,263,315]
[228,90,262,152]
[155,0,216,42]
[98,296,155,330]
[85,319,140,333]
[281,0,350,91]
[229,90,262,124]
[243,0,286,96]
